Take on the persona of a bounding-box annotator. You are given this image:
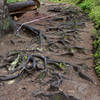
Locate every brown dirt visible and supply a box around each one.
[0,1,100,100]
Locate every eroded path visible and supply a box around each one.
[0,1,100,100]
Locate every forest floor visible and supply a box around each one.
[0,1,100,100]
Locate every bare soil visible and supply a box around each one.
[0,1,100,100]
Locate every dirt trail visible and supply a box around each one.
[0,1,100,100]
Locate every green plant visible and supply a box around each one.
[79,0,95,11]
[89,6,100,27]
[95,65,100,77]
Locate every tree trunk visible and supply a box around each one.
[0,0,16,36]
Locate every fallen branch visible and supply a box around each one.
[16,14,58,34]
[7,0,40,15]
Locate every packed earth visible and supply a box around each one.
[0,1,100,100]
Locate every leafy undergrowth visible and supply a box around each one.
[93,31,100,79]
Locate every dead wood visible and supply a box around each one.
[7,0,39,12]
[7,0,40,16]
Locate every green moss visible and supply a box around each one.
[7,0,27,3]
[48,0,69,3]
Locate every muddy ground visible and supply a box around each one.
[0,1,100,100]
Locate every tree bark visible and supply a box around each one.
[8,0,39,16]
[8,0,36,12]
[0,0,16,36]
